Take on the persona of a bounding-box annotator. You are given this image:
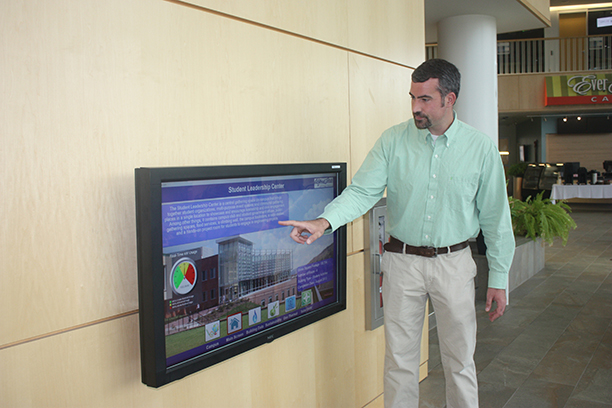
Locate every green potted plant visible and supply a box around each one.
[508,191,576,246]
[507,162,528,200]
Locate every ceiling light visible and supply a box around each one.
[551,3,612,12]
[577,116,581,120]
[563,117,567,122]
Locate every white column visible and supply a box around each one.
[437,15,499,146]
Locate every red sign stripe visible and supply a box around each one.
[545,95,612,106]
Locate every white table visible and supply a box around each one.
[550,184,612,203]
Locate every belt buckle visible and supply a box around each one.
[425,246,437,258]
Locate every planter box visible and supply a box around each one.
[473,237,545,301]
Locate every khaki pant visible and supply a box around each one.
[381,246,478,408]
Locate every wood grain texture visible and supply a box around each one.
[348,54,413,253]
[0,0,351,345]
[0,0,426,406]
[546,133,612,173]
[179,0,423,67]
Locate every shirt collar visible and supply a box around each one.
[415,110,461,146]
[424,111,458,146]
[441,111,459,143]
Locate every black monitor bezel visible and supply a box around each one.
[135,163,347,387]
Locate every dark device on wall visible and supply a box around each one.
[563,162,580,185]
[135,163,347,387]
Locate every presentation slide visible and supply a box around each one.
[161,174,337,367]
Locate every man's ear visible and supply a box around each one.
[446,92,457,107]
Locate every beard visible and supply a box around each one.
[413,112,432,129]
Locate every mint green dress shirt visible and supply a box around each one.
[320,116,515,289]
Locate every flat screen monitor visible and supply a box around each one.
[135,163,347,387]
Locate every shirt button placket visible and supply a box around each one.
[423,141,441,245]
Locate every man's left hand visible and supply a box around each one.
[485,288,506,322]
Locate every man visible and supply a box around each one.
[280,59,514,408]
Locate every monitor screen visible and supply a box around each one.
[135,163,347,387]
[597,16,612,28]
[588,9,612,35]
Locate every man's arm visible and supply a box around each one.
[279,125,396,246]
[475,143,515,321]
[278,218,330,245]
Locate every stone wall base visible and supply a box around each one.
[473,237,545,301]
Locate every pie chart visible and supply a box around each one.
[171,258,197,295]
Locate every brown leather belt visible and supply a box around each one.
[383,236,469,258]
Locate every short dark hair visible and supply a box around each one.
[412,59,461,101]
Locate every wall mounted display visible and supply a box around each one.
[135,163,347,387]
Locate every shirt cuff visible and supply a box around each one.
[318,212,341,234]
[487,270,508,290]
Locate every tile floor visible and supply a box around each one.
[418,203,612,408]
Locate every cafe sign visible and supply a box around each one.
[545,74,612,106]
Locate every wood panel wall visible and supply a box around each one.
[0,0,425,407]
[546,133,612,173]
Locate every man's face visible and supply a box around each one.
[410,78,455,135]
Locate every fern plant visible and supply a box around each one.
[508,191,577,246]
